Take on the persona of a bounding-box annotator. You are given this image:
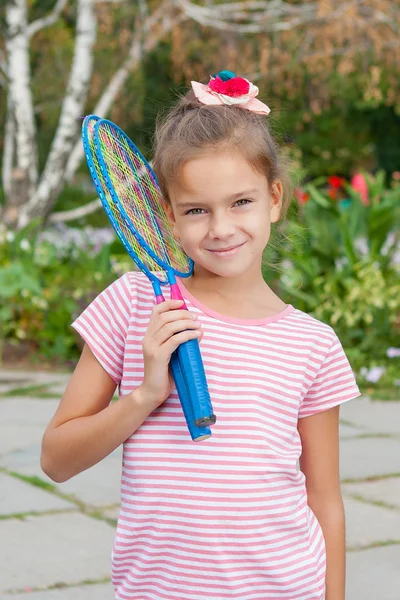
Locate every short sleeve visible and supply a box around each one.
[299,332,361,418]
[71,273,133,384]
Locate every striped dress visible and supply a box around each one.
[72,271,360,600]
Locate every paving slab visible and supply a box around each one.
[0,513,114,592]
[1,582,114,600]
[0,369,71,387]
[46,383,68,396]
[340,437,400,480]
[0,371,39,394]
[0,472,75,516]
[346,544,400,600]
[339,422,364,438]
[1,442,123,507]
[342,477,400,510]
[102,506,120,521]
[0,398,59,455]
[0,397,60,427]
[343,496,400,548]
[0,425,47,456]
[340,397,400,436]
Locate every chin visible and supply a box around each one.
[204,261,251,279]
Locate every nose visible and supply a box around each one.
[208,210,236,240]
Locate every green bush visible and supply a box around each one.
[264,171,400,392]
[0,221,131,363]
[1,172,399,395]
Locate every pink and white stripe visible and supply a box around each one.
[72,271,360,600]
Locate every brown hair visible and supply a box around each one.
[152,89,293,217]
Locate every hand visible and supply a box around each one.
[137,300,203,409]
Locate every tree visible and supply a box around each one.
[1,0,183,227]
[1,0,399,228]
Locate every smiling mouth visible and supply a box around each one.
[207,242,246,253]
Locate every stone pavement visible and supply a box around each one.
[0,369,399,600]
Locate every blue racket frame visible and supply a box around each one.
[82,115,215,442]
[93,118,215,430]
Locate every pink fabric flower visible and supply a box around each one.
[209,76,250,98]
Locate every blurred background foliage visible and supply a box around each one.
[0,0,399,396]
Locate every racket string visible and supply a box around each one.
[85,118,168,281]
[96,122,191,275]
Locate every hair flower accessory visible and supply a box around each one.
[191,70,270,115]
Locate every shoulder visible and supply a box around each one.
[287,307,338,350]
[119,270,154,299]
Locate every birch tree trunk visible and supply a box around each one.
[4,0,38,225]
[17,0,97,227]
[1,97,15,200]
[1,0,393,228]
[64,1,180,183]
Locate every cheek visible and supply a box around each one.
[175,221,202,250]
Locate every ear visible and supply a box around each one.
[270,179,283,223]
[163,199,180,240]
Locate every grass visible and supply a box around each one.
[6,471,58,493]
[0,383,53,397]
[347,539,400,552]
[360,385,400,401]
[342,472,400,484]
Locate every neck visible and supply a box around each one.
[186,263,267,300]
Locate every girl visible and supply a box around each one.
[41,71,360,600]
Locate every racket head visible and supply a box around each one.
[82,115,168,286]
[93,118,193,279]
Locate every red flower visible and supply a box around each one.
[209,76,250,98]
[295,188,310,205]
[328,175,345,189]
[328,188,337,200]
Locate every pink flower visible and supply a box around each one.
[208,76,250,98]
[351,173,369,206]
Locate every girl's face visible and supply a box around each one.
[166,150,282,280]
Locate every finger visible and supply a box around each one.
[158,310,198,325]
[162,328,203,356]
[154,319,201,346]
[152,300,185,314]
[147,301,188,336]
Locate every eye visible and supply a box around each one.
[234,199,252,207]
[185,208,206,215]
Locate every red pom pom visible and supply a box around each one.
[209,76,250,97]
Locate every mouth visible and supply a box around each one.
[207,242,246,256]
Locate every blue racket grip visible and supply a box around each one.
[175,338,216,428]
[170,352,211,442]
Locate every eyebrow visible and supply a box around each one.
[176,189,258,208]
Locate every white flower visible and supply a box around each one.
[335,257,348,270]
[20,239,31,252]
[386,348,400,358]
[5,231,15,242]
[360,366,386,383]
[354,237,368,256]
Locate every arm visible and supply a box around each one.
[41,344,157,483]
[41,300,203,483]
[298,406,345,600]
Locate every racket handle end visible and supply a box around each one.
[194,433,212,442]
[195,414,217,428]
